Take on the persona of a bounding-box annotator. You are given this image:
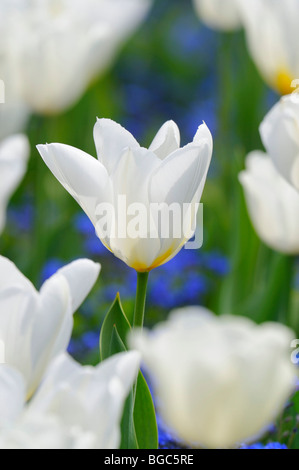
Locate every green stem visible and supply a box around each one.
[133,271,149,329]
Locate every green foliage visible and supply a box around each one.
[100,294,158,449]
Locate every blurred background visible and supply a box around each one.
[0,0,299,450]
[2,0,299,450]
[1,0,298,367]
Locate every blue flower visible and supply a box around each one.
[203,252,230,276]
[74,213,94,235]
[241,442,288,449]
[40,258,65,283]
[81,331,100,350]
[8,203,34,232]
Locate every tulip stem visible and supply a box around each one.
[133,272,149,329]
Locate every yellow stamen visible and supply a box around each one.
[276,69,294,95]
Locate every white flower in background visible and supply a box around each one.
[0,0,151,114]
[37,118,213,271]
[0,256,100,398]
[239,151,299,254]
[0,352,140,449]
[129,307,296,449]
[193,0,241,31]
[238,0,299,95]
[0,101,30,143]
[260,94,299,192]
[0,134,29,234]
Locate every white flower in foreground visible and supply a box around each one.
[0,256,100,398]
[193,0,241,31]
[129,307,296,449]
[239,151,299,254]
[37,118,212,271]
[0,352,140,449]
[260,94,299,192]
[1,0,151,113]
[238,0,299,95]
[0,134,29,234]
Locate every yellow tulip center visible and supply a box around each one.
[276,69,294,95]
[132,245,176,272]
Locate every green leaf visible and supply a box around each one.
[99,293,158,449]
[293,391,299,414]
[100,293,131,361]
[134,371,158,449]
[120,388,139,450]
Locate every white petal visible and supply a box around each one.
[239,151,299,254]
[0,134,30,233]
[0,365,25,429]
[53,259,101,312]
[37,143,112,228]
[193,0,241,31]
[93,118,140,174]
[260,95,299,191]
[149,120,180,160]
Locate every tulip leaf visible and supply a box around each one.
[100,293,131,361]
[120,387,139,450]
[134,371,158,449]
[293,391,299,414]
[99,293,158,449]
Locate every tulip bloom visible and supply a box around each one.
[0,256,100,398]
[238,0,299,95]
[193,0,241,31]
[1,0,151,114]
[0,134,29,234]
[37,119,213,272]
[260,94,299,192]
[239,151,299,254]
[0,352,140,449]
[129,307,296,449]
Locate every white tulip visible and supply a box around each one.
[238,0,299,95]
[0,352,140,449]
[0,256,100,398]
[0,0,151,114]
[0,134,29,234]
[193,0,241,31]
[239,151,299,254]
[37,118,213,271]
[260,94,299,192]
[129,307,296,449]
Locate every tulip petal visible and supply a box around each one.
[149,120,180,160]
[0,365,25,429]
[31,351,141,449]
[93,118,140,174]
[37,143,112,228]
[0,135,30,233]
[260,95,299,191]
[239,151,299,254]
[53,259,101,312]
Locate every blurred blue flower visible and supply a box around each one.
[40,258,64,283]
[81,331,100,350]
[241,442,288,449]
[203,252,230,276]
[166,12,218,61]
[8,203,34,232]
[84,237,107,257]
[74,212,108,257]
[74,213,94,235]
